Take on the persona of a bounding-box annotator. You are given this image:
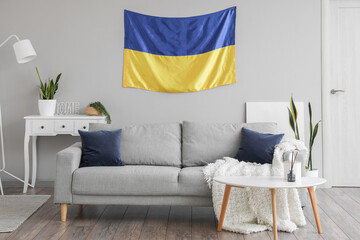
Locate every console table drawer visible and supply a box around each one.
[32,120,54,134]
[74,120,90,133]
[55,120,74,132]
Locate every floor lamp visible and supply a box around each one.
[0,35,37,195]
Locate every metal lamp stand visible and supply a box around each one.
[0,105,29,195]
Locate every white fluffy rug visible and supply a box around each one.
[0,195,50,232]
[203,139,307,234]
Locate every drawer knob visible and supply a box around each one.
[41,126,44,129]
[83,126,86,129]
[62,125,65,128]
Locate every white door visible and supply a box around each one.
[323,0,360,186]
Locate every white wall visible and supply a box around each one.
[0,0,322,182]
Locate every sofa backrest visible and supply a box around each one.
[89,122,182,167]
[90,121,278,168]
[181,121,278,167]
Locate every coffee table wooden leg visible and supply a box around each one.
[308,186,322,233]
[270,188,278,240]
[217,184,232,232]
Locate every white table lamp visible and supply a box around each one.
[0,34,37,195]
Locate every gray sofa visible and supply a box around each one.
[54,121,280,221]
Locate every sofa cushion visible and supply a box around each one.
[178,167,211,197]
[90,123,182,167]
[182,121,278,167]
[78,129,125,167]
[72,165,180,196]
[235,127,284,164]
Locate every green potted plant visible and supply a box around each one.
[287,96,321,178]
[85,101,111,124]
[36,67,62,116]
[304,102,321,178]
[287,95,300,140]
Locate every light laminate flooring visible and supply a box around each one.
[1,187,360,240]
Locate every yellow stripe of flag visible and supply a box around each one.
[123,45,236,93]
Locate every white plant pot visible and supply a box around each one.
[38,99,57,116]
[303,169,319,192]
[303,169,319,178]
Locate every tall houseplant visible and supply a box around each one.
[306,102,321,176]
[36,67,62,116]
[287,96,321,178]
[288,95,300,140]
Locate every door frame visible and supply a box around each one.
[322,0,333,187]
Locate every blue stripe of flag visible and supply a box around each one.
[124,7,236,56]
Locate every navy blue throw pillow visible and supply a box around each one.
[79,129,124,167]
[235,127,284,164]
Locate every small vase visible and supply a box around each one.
[284,160,302,182]
[287,170,296,182]
[38,99,57,116]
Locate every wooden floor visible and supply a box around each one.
[1,187,360,240]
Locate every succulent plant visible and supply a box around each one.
[307,102,321,171]
[287,95,300,140]
[287,95,321,171]
[36,67,62,100]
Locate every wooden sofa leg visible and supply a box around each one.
[61,204,68,222]
[78,204,83,213]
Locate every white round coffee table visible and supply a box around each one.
[214,176,326,240]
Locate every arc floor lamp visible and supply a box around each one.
[0,35,37,195]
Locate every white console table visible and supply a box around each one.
[23,115,106,193]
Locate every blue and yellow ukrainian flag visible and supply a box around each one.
[123,7,236,93]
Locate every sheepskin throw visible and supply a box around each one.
[203,139,307,234]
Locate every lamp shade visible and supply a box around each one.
[13,39,37,63]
